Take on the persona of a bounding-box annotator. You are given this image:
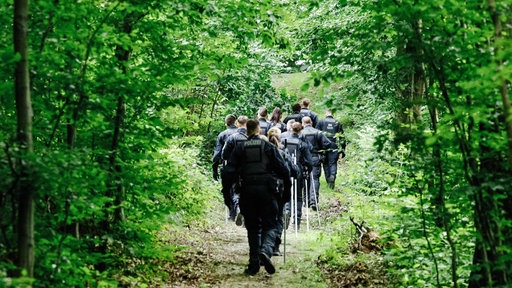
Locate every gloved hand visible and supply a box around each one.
[212,165,219,181]
[222,186,232,207]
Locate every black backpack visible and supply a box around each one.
[281,137,301,165]
[299,109,312,119]
[259,119,270,136]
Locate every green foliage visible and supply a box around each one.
[2,0,288,286]
[287,0,512,286]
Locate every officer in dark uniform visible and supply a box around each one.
[224,120,292,276]
[257,106,271,136]
[267,127,299,256]
[299,98,319,127]
[221,116,248,223]
[283,103,303,125]
[212,114,237,181]
[301,116,334,211]
[280,122,313,229]
[316,109,345,189]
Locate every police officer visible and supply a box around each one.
[301,116,334,211]
[221,116,248,224]
[299,98,319,127]
[212,114,237,181]
[283,103,302,125]
[267,127,299,256]
[280,122,313,229]
[224,120,291,276]
[316,109,345,189]
[257,106,271,136]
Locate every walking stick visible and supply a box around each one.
[292,154,299,237]
[283,207,287,263]
[304,175,310,231]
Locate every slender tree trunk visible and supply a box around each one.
[105,11,146,225]
[394,19,425,141]
[14,0,35,277]
[109,95,126,223]
[426,79,458,287]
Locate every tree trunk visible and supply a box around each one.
[105,11,145,225]
[394,19,425,142]
[14,0,35,277]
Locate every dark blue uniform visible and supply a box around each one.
[316,116,344,189]
[224,135,291,274]
[300,108,319,128]
[301,125,334,209]
[221,128,248,221]
[212,124,237,180]
[280,134,313,229]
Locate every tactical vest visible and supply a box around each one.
[286,113,302,123]
[321,118,338,140]
[299,109,312,119]
[270,122,285,132]
[259,119,270,136]
[241,139,270,177]
[223,132,248,161]
[281,137,301,163]
[302,127,321,153]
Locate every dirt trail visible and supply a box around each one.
[163,204,331,288]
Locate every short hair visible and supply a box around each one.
[292,103,301,113]
[302,116,312,125]
[258,106,268,118]
[291,122,303,133]
[225,114,236,126]
[237,115,248,126]
[286,119,295,129]
[301,98,311,108]
[246,119,260,136]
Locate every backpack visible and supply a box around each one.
[259,119,270,136]
[321,118,338,139]
[299,109,312,119]
[270,121,286,132]
[285,113,302,124]
[281,137,301,165]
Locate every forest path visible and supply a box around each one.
[162,200,336,288]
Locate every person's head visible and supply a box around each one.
[301,98,311,108]
[270,107,282,123]
[267,127,281,147]
[236,115,248,128]
[302,116,312,126]
[246,119,260,136]
[291,122,303,134]
[325,109,333,117]
[286,119,295,131]
[225,114,236,126]
[257,106,268,119]
[292,103,301,113]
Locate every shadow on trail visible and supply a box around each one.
[163,204,330,288]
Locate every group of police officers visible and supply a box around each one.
[211,98,345,276]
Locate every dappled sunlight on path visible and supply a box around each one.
[163,203,329,288]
